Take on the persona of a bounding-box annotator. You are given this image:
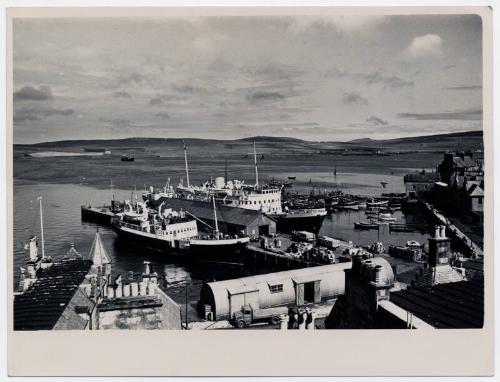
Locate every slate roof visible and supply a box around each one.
[390,278,484,328]
[14,259,92,330]
[453,156,476,168]
[162,198,275,227]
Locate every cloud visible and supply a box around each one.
[366,115,388,125]
[342,92,368,105]
[246,90,285,103]
[442,64,456,70]
[363,70,414,88]
[288,15,388,34]
[442,85,482,91]
[112,91,131,98]
[14,85,53,101]
[398,108,482,121]
[155,111,170,119]
[328,68,414,89]
[149,94,185,106]
[403,34,443,58]
[117,71,150,86]
[99,117,134,129]
[14,106,74,122]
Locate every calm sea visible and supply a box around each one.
[12,173,429,300]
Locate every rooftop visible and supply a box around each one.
[162,198,275,226]
[390,278,484,328]
[14,259,92,330]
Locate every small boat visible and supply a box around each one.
[354,221,379,230]
[367,199,389,208]
[378,213,397,222]
[381,181,388,188]
[121,155,135,162]
[287,176,296,180]
[406,240,421,248]
[338,201,359,210]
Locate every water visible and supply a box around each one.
[13,178,429,286]
[12,182,247,292]
[319,210,430,248]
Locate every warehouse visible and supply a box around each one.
[198,263,352,321]
[161,198,276,237]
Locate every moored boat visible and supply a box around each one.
[354,221,379,230]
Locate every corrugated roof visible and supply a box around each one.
[14,259,92,330]
[162,198,275,227]
[390,279,484,328]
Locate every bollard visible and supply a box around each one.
[279,314,289,330]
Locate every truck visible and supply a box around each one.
[231,305,289,328]
[292,230,315,243]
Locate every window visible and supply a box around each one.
[269,284,283,293]
[478,198,483,205]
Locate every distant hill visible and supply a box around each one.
[347,138,374,144]
[14,130,483,155]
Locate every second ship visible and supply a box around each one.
[143,142,327,234]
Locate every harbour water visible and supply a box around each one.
[13,177,429,291]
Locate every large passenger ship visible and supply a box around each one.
[143,142,327,233]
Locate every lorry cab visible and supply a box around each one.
[232,305,254,328]
[232,304,286,328]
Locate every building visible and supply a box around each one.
[325,226,480,329]
[97,261,182,330]
[162,197,277,237]
[403,170,440,198]
[438,151,484,188]
[198,263,351,321]
[464,180,484,213]
[14,257,96,330]
[411,225,466,287]
[14,231,182,330]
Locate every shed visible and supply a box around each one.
[199,263,352,320]
[161,198,276,237]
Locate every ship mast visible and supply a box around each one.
[212,194,219,238]
[37,196,45,259]
[253,140,259,188]
[183,141,190,187]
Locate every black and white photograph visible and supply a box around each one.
[5,5,494,377]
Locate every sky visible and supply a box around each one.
[13,14,483,143]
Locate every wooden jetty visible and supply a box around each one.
[81,205,115,226]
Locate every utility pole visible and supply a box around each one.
[37,197,45,259]
[185,282,189,330]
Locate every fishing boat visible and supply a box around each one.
[337,200,359,210]
[378,213,397,222]
[112,200,249,262]
[186,195,250,259]
[366,199,389,208]
[354,221,379,230]
[287,176,296,180]
[381,181,388,188]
